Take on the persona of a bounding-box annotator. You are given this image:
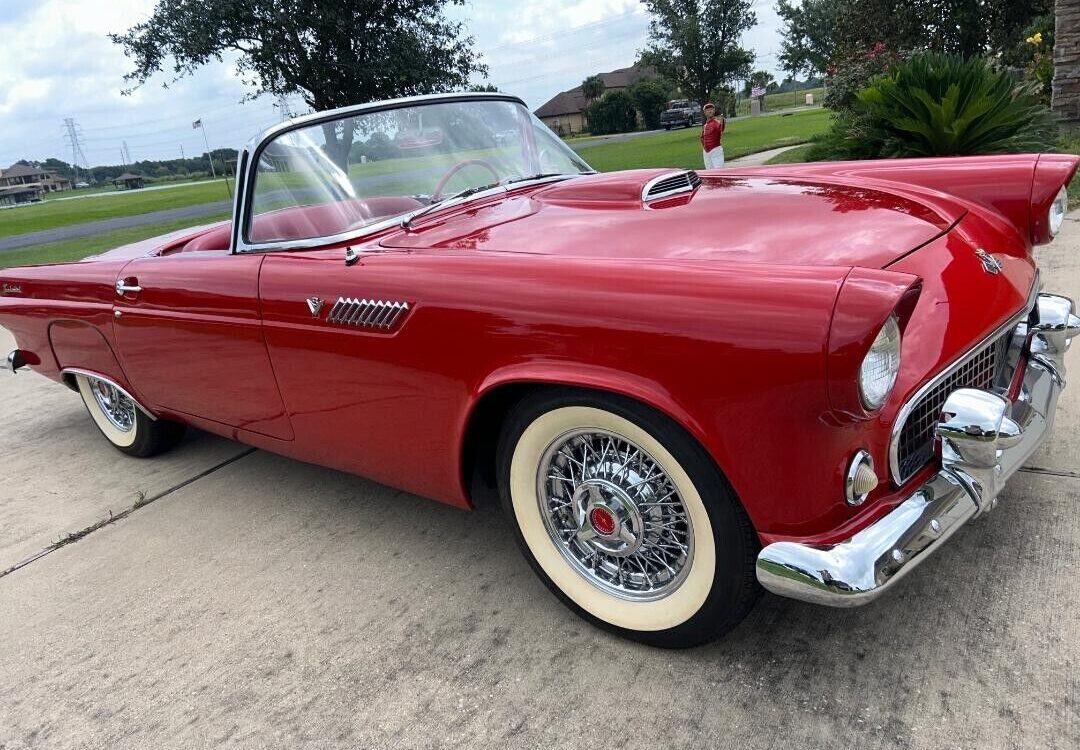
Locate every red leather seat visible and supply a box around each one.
[176,196,423,254]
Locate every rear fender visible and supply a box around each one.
[49,320,133,394]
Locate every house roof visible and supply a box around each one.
[2,163,46,179]
[115,172,143,181]
[534,65,656,118]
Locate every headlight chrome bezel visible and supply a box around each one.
[859,314,902,411]
[1049,185,1068,238]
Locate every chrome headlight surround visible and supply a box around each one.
[859,315,902,411]
[1049,185,1068,238]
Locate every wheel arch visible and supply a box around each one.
[459,364,728,511]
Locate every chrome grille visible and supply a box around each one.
[643,170,701,201]
[326,297,410,330]
[895,332,1011,482]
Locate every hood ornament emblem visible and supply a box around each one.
[975,249,1002,275]
[306,297,325,318]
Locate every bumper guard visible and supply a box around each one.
[756,292,1080,606]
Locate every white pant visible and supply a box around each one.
[703,146,724,169]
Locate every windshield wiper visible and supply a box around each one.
[503,172,592,186]
[400,182,502,231]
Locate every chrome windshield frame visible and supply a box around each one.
[230,92,591,255]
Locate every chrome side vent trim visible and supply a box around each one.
[642,170,701,202]
[326,297,410,330]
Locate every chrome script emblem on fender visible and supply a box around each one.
[1,283,22,296]
[975,249,1003,275]
[306,297,324,317]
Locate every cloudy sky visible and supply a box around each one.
[0,0,784,167]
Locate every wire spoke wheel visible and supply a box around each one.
[89,377,137,432]
[537,429,694,601]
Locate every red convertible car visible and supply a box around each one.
[1,93,1077,647]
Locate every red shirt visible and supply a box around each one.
[701,117,724,151]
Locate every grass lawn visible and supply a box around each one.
[734,88,824,116]
[572,109,832,172]
[0,213,230,270]
[1060,131,1080,201]
[0,180,233,238]
[42,176,221,201]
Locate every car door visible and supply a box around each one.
[111,250,294,440]
[256,245,467,504]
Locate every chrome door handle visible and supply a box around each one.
[116,279,142,295]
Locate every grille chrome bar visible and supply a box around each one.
[641,170,701,202]
[326,297,410,330]
[888,282,1039,485]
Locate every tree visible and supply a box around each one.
[581,75,606,104]
[745,70,774,95]
[469,83,500,92]
[110,0,486,167]
[640,0,756,106]
[776,0,841,78]
[629,79,673,129]
[777,0,1052,78]
[586,90,639,135]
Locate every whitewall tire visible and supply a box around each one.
[498,389,760,648]
[74,373,185,457]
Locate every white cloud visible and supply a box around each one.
[0,0,787,165]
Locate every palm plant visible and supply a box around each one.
[822,53,1057,158]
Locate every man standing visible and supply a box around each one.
[700,102,724,169]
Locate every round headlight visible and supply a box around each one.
[1049,185,1068,238]
[859,315,901,410]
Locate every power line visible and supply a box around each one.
[62,118,91,183]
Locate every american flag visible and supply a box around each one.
[751,86,766,98]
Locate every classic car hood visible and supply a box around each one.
[380,170,958,268]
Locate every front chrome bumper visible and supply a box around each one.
[756,292,1080,607]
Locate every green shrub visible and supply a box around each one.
[586,90,639,135]
[816,53,1057,159]
[629,79,672,130]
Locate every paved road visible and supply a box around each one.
[1,220,1078,749]
[0,201,232,253]
[0,139,815,256]
[726,144,804,167]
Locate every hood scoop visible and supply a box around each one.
[642,170,701,202]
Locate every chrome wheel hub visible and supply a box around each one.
[537,429,694,601]
[90,377,136,432]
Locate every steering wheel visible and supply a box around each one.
[431,159,502,202]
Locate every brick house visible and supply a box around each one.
[0,163,73,206]
[534,65,656,136]
[0,163,72,193]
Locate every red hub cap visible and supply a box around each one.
[589,506,617,537]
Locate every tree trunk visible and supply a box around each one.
[1054,0,1080,122]
[321,120,355,172]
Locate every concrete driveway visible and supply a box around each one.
[2,216,1079,749]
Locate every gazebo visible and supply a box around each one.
[114,172,145,190]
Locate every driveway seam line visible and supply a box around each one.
[0,447,256,580]
[1019,465,1080,479]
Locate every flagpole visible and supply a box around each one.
[195,118,231,198]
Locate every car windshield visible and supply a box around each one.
[669,100,691,109]
[247,97,593,245]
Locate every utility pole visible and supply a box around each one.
[62,117,91,185]
[122,141,132,168]
[180,144,186,161]
[276,94,293,122]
